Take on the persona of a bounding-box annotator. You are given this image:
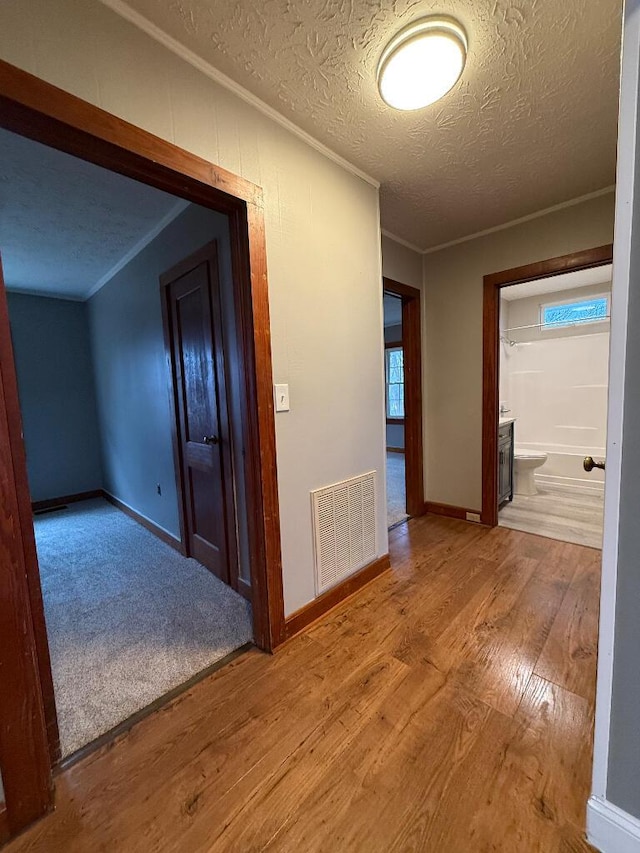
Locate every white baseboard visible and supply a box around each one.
[535,473,605,495]
[587,796,640,853]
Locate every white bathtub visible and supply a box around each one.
[527,445,605,493]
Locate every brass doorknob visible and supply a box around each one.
[584,456,605,472]
[203,435,219,445]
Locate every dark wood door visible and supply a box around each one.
[161,242,236,588]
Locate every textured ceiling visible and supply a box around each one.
[0,128,184,299]
[117,0,622,250]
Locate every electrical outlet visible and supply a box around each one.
[466,511,481,523]
[157,484,162,496]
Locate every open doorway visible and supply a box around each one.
[382,277,424,529]
[482,245,613,544]
[497,266,611,547]
[0,59,287,841]
[0,126,256,759]
[383,292,407,527]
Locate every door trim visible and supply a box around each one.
[160,241,241,594]
[0,57,286,832]
[481,243,614,526]
[382,278,425,518]
[0,806,9,845]
[0,260,54,834]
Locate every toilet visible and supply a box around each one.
[514,449,548,496]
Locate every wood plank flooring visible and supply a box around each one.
[5,516,600,852]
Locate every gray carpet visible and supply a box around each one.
[35,498,253,757]
[386,451,408,527]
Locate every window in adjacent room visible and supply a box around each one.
[386,346,404,418]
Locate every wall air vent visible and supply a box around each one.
[311,471,377,595]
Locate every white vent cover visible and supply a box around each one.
[311,471,377,595]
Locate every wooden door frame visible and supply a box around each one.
[382,278,425,518]
[0,259,54,837]
[481,243,614,526]
[0,59,286,834]
[160,241,244,598]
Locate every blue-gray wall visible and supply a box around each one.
[7,204,250,585]
[386,423,404,450]
[607,164,640,816]
[87,205,247,569]
[7,292,103,501]
[384,323,402,345]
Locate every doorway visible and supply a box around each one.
[482,245,614,540]
[0,60,285,840]
[383,292,406,526]
[382,277,424,527]
[0,125,261,759]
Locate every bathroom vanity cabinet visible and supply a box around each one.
[498,420,514,507]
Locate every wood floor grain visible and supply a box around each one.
[5,517,599,852]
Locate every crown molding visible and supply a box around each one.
[381,229,423,254]
[6,200,190,303]
[381,187,616,256]
[422,186,616,255]
[98,0,380,190]
[5,286,85,302]
[85,199,190,300]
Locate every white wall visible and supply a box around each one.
[0,0,387,617]
[423,191,615,511]
[500,285,610,493]
[381,235,422,289]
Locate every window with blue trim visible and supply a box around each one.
[541,296,609,329]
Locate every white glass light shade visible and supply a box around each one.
[377,18,467,111]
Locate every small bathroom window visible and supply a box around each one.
[540,295,609,329]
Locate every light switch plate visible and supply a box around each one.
[274,383,290,412]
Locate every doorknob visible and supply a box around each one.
[584,456,605,472]
[203,435,219,445]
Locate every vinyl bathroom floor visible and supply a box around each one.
[499,483,604,549]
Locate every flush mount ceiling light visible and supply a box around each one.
[377,17,468,111]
